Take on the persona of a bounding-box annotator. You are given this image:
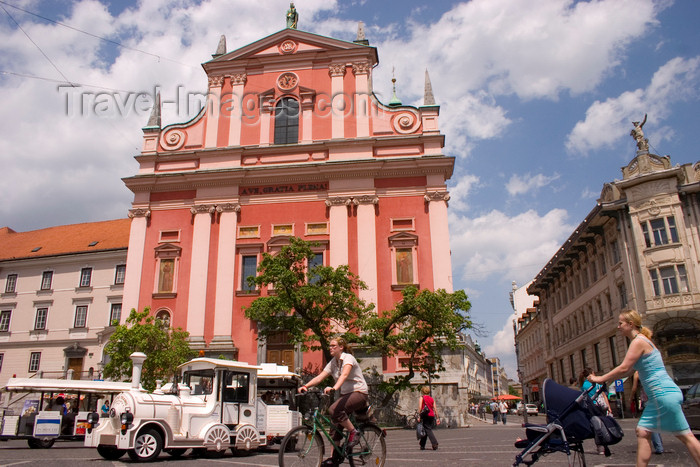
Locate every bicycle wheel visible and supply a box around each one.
[569,443,586,467]
[348,424,386,467]
[279,426,325,467]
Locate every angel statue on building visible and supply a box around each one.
[286,3,298,29]
[631,114,649,152]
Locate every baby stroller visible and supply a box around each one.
[513,378,617,466]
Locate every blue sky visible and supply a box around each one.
[1,0,699,378]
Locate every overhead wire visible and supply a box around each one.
[1,3,77,87]
[0,0,199,70]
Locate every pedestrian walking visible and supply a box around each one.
[631,370,664,455]
[418,386,439,450]
[499,400,508,424]
[479,402,486,420]
[588,310,700,467]
[490,400,499,424]
[578,367,612,455]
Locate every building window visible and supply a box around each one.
[114,265,126,285]
[238,226,260,239]
[0,353,3,372]
[569,354,575,380]
[5,274,17,293]
[594,342,602,372]
[308,251,324,284]
[559,359,565,384]
[391,218,415,232]
[609,336,618,367]
[599,254,606,275]
[40,271,53,290]
[109,303,122,326]
[580,348,587,369]
[642,216,679,247]
[159,230,180,243]
[74,305,88,328]
[34,308,48,330]
[305,222,328,235]
[0,310,11,332]
[618,282,627,308]
[650,264,689,296]
[28,352,41,372]
[590,261,597,282]
[610,240,621,265]
[272,224,294,236]
[241,255,257,291]
[274,97,299,144]
[79,268,92,287]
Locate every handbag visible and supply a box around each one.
[416,421,426,439]
[420,396,430,417]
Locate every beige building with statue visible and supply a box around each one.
[516,122,700,398]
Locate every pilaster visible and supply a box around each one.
[326,196,352,267]
[212,203,240,349]
[352,61,371,138]
[354,195,379,307]
[122,208,150,319]
[227,73,246,147]
[425,191,453,291]
[329,64,346,139]
[205,75,224,148]
[187,204,216,346]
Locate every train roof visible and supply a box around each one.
[2,378,132,394]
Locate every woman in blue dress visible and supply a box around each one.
[589,310,700,466]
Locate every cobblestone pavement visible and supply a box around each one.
[0,415,697,466]
[384,415,697,466]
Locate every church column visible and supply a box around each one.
[354,195,379,307]
[326,197,352,267]
[259,94,274,147]
[211,203,240,353]
[122,208,150,320]
[352,62,370,138]
[204,76,224,148]
[328,64,346,139]
[227,73,246,147]
[187,204,215,347]
[425,191,453,292]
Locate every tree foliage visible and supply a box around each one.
[243,237,375,363]
[358,286,471,405]
[102,307,195,391]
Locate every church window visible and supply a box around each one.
[274,97,299,144]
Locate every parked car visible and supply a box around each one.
[682,382,700,431]
[517,403,539,416]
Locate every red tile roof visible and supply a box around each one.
[0,219,130,261]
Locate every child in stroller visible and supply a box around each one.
[513,378,620,466]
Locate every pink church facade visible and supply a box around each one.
[121,27,454,374]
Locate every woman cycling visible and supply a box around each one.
[299,337,369,454]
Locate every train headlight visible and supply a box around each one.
[86,412,99,432]
[120,411,134,434]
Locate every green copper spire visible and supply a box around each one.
[389,68,402,107]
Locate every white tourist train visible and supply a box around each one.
[84,352,301,461]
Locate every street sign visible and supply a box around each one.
[615,379,624,392]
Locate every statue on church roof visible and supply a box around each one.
[631,114,649,152]
[286,3,298,29]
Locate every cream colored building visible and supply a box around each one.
[0,219,130,391]
[517,133,700,396]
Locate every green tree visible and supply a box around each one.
[102,307,195,391]
[358,286,471,405]
[244,237,374,363]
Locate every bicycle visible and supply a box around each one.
[278,389,386,467]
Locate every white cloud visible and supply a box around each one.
[447,173,481,213]
[566,56,700,155]
[506,172,561,196]
[449,208,574,286]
